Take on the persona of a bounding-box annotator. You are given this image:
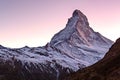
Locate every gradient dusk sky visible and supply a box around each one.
[0,0,120,48]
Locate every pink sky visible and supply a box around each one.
[0,0,120,48]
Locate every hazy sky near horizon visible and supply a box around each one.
[0,0,120,48]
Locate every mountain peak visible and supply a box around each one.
[72,9,89,26]
[73,9,84,17]
[50,9,113,47]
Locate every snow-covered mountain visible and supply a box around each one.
[50,10,113,66]
[0,10,113,80]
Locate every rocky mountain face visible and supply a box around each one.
[64,38,120,80]
[0,10,113,80]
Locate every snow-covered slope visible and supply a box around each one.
[64,38,120,80]
[0,10,113,80]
